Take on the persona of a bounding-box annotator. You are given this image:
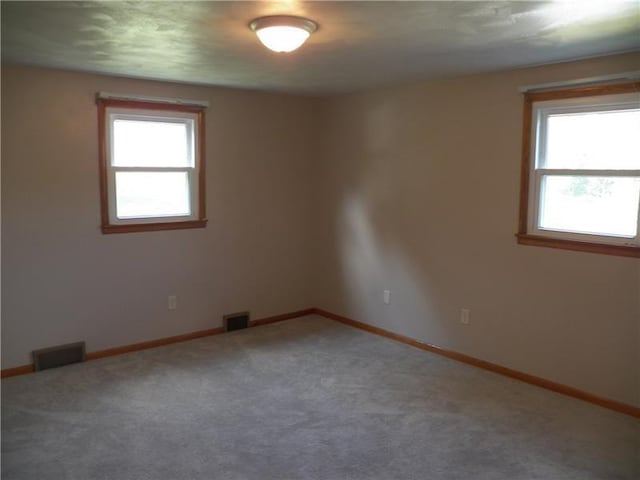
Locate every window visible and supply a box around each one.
[97,97,207,234]
[517,82,640,257]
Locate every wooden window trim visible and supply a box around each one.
[517,81,640,258]
[97,98,207,234]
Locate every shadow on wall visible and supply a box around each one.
[335,94,441,341]
[337,193,446,343]
[314,74,639,408]
[316,84,530,356]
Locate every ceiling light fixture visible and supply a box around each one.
[249,15,317,53]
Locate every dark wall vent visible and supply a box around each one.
[223,312,250,332]
[32,342,86,371]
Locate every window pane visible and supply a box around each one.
[113,119,193,167]
[539,175,640,238]
[544,109,640,169]
[115,172,191,219]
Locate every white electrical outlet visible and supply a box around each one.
[383,290,391,305]
[168,295,177,310]
[461,308,470,325]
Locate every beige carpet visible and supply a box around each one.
[2,316,638,479]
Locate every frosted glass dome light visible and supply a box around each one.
[250,16,318,53]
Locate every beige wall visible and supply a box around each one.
[2,54,639,407]
[312,52,640,407]
[1,64,318,368]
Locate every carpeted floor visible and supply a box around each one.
[2,315,638,480]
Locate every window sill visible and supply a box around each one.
[516,233,639,258]
[102,219,207,234]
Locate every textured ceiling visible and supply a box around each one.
[2,1,639,94]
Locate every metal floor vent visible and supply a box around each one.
[32,342,86,371]
[223,312,250,332]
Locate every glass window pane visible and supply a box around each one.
[544,109,640,169]
[115,172,191,219]
[112,119,193,167]
[539,175,640,238]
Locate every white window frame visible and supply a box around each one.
[528,93,640,247]
[517,82,640,258]
[97,98,207,234]
[106,108,199,225]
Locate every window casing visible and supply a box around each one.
[517,82,640,257]
[98,98,207,234]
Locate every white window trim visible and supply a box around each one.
[527,92,640,248]
[105,107,201,226]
